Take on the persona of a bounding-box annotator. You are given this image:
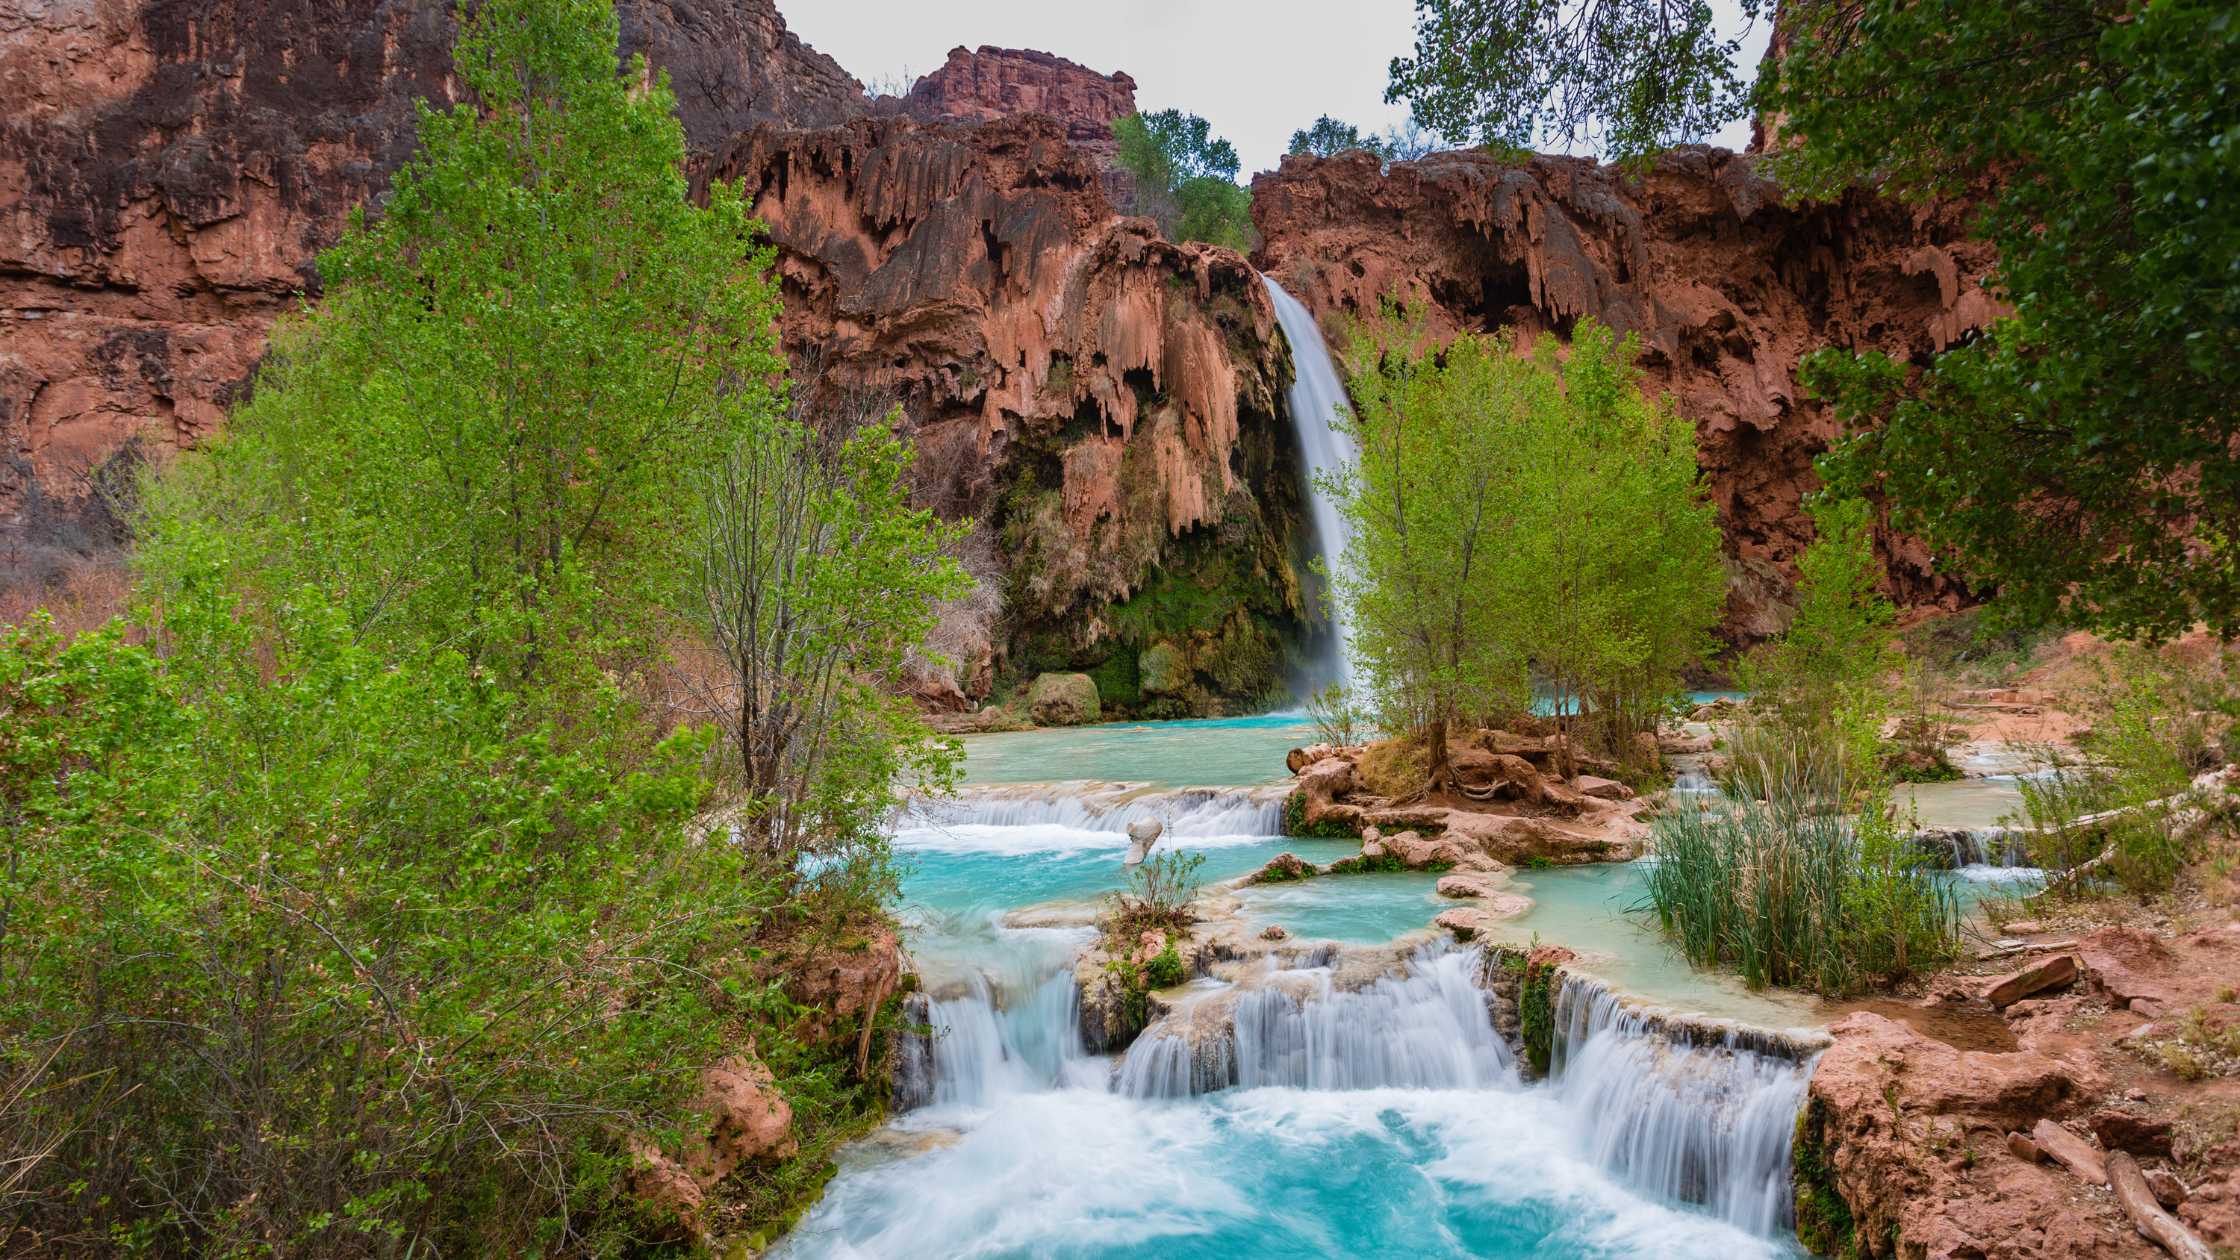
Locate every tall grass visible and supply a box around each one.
[1645,788,1962,995]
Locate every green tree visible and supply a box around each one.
[140,0,786,698]
[1386,0,1770,159]
[1111,109,1256,251]
[691,395,970,867]
[1519,320,1727,763]
[1328,308,1723,787]
[0,0,947,1251]
[1290,115,1375,157]
[1767,0,2240,640]
[1287,116,1439,163]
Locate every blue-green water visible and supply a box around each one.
[782,713,1823,1258]
[783,1085,1793,1259]
[1231,869,1447,943]
[961,714,1315,787]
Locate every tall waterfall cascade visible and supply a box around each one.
[1263,276,1362,694]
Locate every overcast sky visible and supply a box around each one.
[781,0,1771,177]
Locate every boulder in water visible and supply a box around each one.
[1247,852,1315,883]
[1124,817,1163,865]
[1026,672,1101,725]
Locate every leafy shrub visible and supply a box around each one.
[1104,851,1207,940]
[0,594,807,1255]
[1143,945,1188,990]
[1304,683,1370,747]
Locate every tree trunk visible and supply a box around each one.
[1425,717,1452,794]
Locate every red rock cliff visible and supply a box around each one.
[893,45,1134,159]
[700,115,1314,711]
[0,0,866,584]
[1252,147,2001,638]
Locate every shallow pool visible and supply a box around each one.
[1230,868,1448,943]
[961,713,1316,788]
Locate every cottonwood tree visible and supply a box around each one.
[1386,0,1769,159]
[140,0,786,699]
[1768,0,2240,640]
[690,393,971,866]
[1328,307,1723,790]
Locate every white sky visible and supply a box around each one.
[780,0,1771,177]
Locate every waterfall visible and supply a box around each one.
[1231,945,1512,1090]
[1547,974,1817,1237]
[900,783,1285,842]
[1112,944,1514,1098]
[1263,276,1361,693]
[895,963,1094,1110]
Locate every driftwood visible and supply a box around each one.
[2107,1152,2214,1260]
[2031,1119,2107,1186]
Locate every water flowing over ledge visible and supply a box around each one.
[1264,275,1360,693]
[897,782,1288,845]
[894,934,1824,1244]
[1547,973,1822,1237]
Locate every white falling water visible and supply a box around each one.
[1546,975,1817,1237]
[900,783,1286,844]
[1263,276,1361,693]
[1113,944,1514,1099]
[1229,945,1513,1090]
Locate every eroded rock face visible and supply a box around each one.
[702,115,1313,711]
[1,0,866,569]
[1252,148,2000,640]
[891,45,1135,161]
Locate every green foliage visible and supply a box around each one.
[0,0,953,1251]
[1287,116,1437,162]
[1772,0,2240,640]
[2010,647,2238,894]
[1111,110,1256,251]
[690,405,970,865]
[1517,956,1557,1075]
[138,0,785,705]
[1327,851,1431,874]
[1731,496,1900,799]
[1792,1099,1860,1258]
[1386,0,1771,159]
[0,588,779,1256]
[1104,851,1207,940]
[1142,945,1187,990]
[1327,308,1725,784]
[1745,498,1895,733]
[1645,779,1962,995]
[1303,683,1370,747]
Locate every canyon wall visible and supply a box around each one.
[0,3,1311,710]
[4,0,2004,701]
[1252,147,2000,637]
[0,0,867,584]
[700,116,1312,711]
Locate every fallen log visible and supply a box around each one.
[2107,1152,2214,1260]
[2031,1119,2107,1186]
